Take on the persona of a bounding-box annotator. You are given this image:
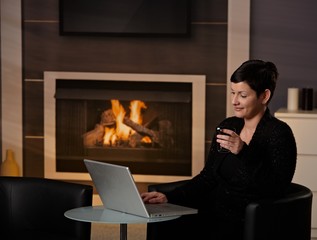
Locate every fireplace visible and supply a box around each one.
[44,72,205,182]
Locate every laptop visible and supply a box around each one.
[84,159,198,218]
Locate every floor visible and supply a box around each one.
[91,223,147,240]
[90,222,316,240]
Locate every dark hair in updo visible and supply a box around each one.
[230,59,278,103]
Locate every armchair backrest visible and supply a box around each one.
[244,182,313,240]
[0,176,93,240]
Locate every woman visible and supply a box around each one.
[141,60,297,240]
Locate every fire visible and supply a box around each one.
[103,127,116,146]
[103,100,147,145]
[141,136,152,143]
[110,100,130,140]
[129,100,147,125]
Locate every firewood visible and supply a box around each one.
[123,117,159,143]
[82,124,104,147]
[100,109,115,126]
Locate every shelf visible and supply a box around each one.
[275,108,317,119]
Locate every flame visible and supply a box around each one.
[103,127,116,146]
[103,99,148,145]
[111,99,130,140]
[141,136,152,143]
[130,100,147,125]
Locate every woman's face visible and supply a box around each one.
[230,81,267,119]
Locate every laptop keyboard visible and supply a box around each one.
[146,203,187,213]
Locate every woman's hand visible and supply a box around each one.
[216,128,244,154]
[141,191,168,204]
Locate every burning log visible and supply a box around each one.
[83,109,116,147]
[123,117,174,148]
[123,117,160,143]
[82,124,104,147]
[100,109,116,126]
[82,101,174,149]
[128,133,143,148]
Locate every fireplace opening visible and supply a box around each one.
[55,79,192,176]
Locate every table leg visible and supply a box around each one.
[120,223,128,240]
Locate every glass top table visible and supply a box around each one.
[65,205,180,240]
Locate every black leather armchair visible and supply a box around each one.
[0,176,93,240]
[147,181,312,240]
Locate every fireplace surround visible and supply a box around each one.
[44,71,205,182]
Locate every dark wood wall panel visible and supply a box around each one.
[192,0,227,22]
[24,81,43,136]
[22,0,228,177]
[23,0,58,20]
[23,23,227,82]
[205,85,227,140]
[23,0,227,23]
[23,138,44,177]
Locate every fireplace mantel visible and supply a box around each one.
[44,71,206,183]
